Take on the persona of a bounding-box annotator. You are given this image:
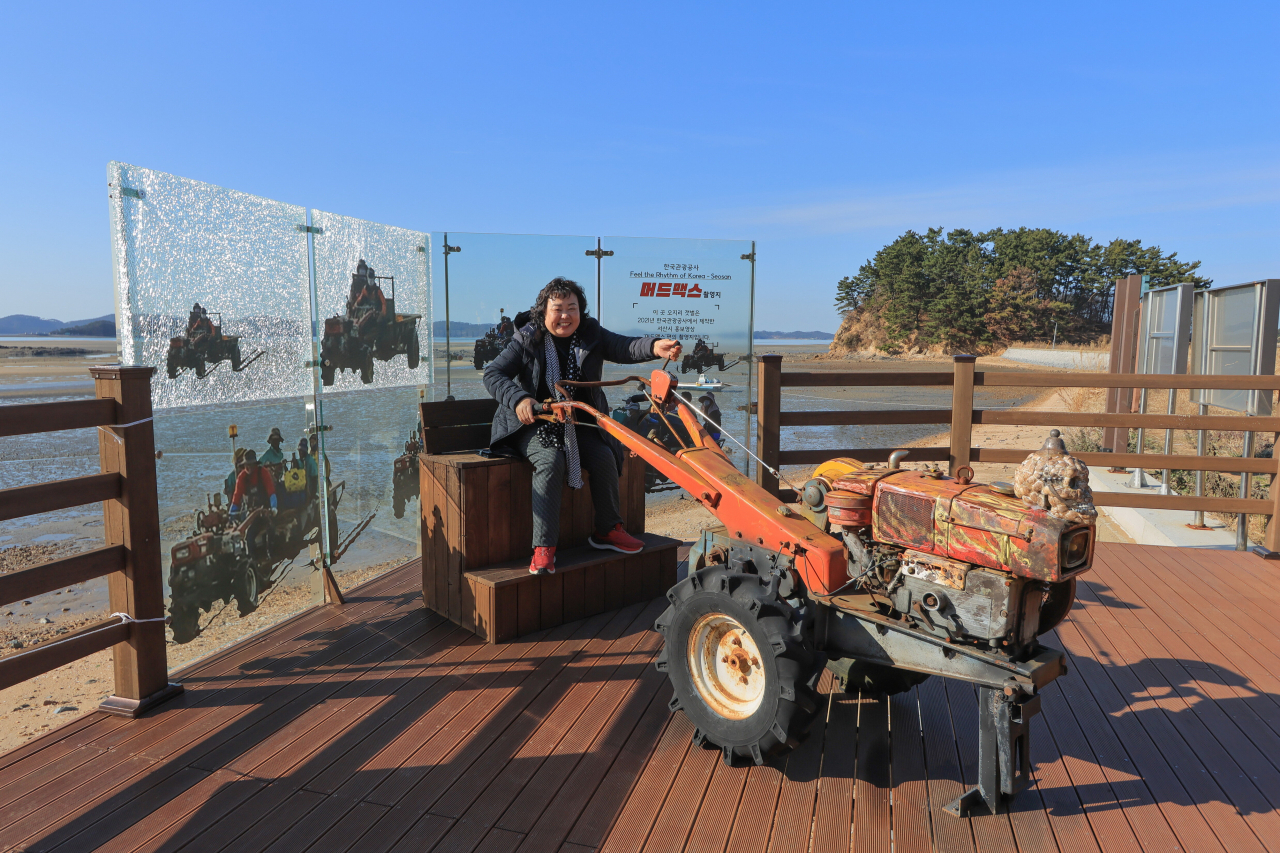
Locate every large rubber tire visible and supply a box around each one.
[1037,578,1076,636]
[656,566,822,767]
[169,601,200,644]
[194,360,207,379]
[835,660,930,696]
[166,353,179,380]
[321,362,335,386]
[474,353,484,370]
[231,344,243,371]
[407,333,420,370]
[235,561,260,617]
[360,354,374,384]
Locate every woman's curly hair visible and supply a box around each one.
[526,277,589,343]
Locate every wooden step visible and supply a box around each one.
[459,533,681,643]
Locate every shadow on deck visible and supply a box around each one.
[0,542,1277,853]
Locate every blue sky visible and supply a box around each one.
[2,1,1276,331]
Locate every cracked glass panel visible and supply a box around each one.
[107,162,312,410]
[311,211,431,393]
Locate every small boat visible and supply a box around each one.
[678,373,725,391]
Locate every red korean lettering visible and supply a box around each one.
[640,282,655,297]
[656,282,672,297]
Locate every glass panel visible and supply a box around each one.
[601,237,755,491]
[311,211,432,393]
[1195,282,1261,412]
[107,162,312,410]
[154,396,326,663]
[1211,286,1255,347]
[434,232,597,401]
[313,386,422,591]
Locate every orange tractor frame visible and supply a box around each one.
[535,367,1094,816]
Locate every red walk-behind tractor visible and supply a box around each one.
[537,368,1096,816]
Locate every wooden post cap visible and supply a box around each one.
[89,365,156,380]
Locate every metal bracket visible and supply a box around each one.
[741,252,755,262]
[117,187,145,199]
[945,687,1040,816]
[417,246,426,253]
[585,248,615,259]
[296,225,324,235]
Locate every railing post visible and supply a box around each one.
[950,355,977,475]
[91,366,182,717]
[755,354,783,498]
[1262,431,1280,558]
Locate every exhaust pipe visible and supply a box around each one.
[888,450,909,470]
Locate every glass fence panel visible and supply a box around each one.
[107,162,313,410]
[434,232,597,400]
[312,211,432,393]
[314,385,422,591]
[154,396,327,666]
[600,237,755,496]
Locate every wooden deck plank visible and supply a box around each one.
[1107,547,1280,694]
[1082,555,1280,742]
[350,622,582,806]
[497,617,667,836]
[562,683,675,850]
[851,692,892,853]
[887,690,934,853]
[917,678,975,853]
[420,604,651,817]
[722,758,785,853]
[1056,618,1273,853]
[681,756,750,853]
[640,731,719,853]
[767,696,829,853]
[1124,546,1280,680]
[516,663,671,853]
[41,766,211,853]
[364,610,631,808]
[1013,684,1108,853]
[91,575,425,758]
[214,618,460,777]
[1043,626,1212,853]
[598,714,695,853]
[0,545,1276,853]
[0,754,161,852]
[811,693,857,853]
[427,603,664,853]
[159,610,450,772]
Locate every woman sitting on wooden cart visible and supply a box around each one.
[483,277,682,575]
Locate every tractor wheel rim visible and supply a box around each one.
[687,612,766,720]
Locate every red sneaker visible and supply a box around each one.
[589,523,644,554]
[530,546,556,575]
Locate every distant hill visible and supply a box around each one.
[0,314,115,336]
[53,319,116,337]
[753,330,835,340]
[432,320,500,338]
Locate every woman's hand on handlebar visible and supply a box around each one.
[516,397,537,425]
[654,339,682,360]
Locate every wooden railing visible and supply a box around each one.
[0,367,182,716]
[754,353,1280,554]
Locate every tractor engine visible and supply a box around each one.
[805,434,1095,658]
